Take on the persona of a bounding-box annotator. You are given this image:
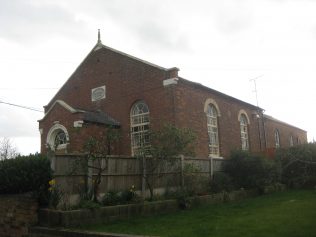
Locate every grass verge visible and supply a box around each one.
[78,189,316,237]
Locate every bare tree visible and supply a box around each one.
[77,128,120,202]
[137,124,196,200]
[0,137,19,160]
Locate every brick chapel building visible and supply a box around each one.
[38,33,307,158]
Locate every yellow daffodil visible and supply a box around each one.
[49,179,56,186]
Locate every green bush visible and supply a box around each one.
[102,191,121,206]
[183,163,209,196]
[102,186,139,206]
[275,143,316,188]
[210,172,235,193]
[0,153,52,204]
[224,150,278,191]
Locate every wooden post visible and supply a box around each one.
[210,156,214,180]
[141,156,146,198]
[47,150,56,171]
[180,155,184,188]
[87,159,93,193]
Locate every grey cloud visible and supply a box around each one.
[0,107,39,137]
[0,0,88,43]
[212,2,254,35]
[72,0,191,52]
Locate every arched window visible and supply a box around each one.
[54,130,67,146]
[296,137,301,145]
[275,129,280,148]
[206,104,220,156]
[130,101,150,156]
[46,123,69,150]
[289,135,294,147]
[240,114,249,151]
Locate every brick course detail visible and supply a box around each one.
[38,39,307,158]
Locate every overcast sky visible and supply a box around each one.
[1,0,316,155]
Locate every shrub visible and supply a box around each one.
[210,172,235,193]
[275,143,316,188]
[102,186,140,206]
[183,163,209,196]
[0,153,52,205]
[224,150,278,191]
[76,199,102,210]
[102,191,121,206]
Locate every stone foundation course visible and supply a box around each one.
[0,193,38,237]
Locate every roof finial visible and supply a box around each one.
[97,29,102,44]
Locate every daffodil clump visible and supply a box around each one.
[48,179,64,209]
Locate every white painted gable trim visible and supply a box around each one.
[39,100,83,121]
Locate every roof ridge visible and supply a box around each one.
[96,43,178,72]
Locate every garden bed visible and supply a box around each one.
[38,189,260,227]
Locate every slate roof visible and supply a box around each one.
[82,110,120,127]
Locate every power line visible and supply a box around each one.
[0,88,58,90]
[0,100,43,112]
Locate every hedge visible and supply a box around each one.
[275,143,316,188]
[0,154,52,202]
[223,150,278,191]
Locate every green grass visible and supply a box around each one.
[78,190,316,237]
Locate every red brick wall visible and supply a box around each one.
[40,47,176,155]
[39,45,307,158]
[173,80,263,158]
[264,117,307,149]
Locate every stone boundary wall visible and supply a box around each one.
[38,189,260,228]
[0,193,38,237]
[29,226,156,237]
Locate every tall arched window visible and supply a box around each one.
[130,101,150,156]
[289,135,294,147]
[275,129,280,148]
[240,114,249,151]
[206,104,219,156]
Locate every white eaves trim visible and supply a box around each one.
[39,100,83,121]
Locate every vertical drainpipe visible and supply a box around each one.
[257,108,267,152]
[261,110,267,151]
[165,68,179,126]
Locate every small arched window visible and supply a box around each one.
[130,101,150,156]
[46,123,69,150]
[275,129,280,148]
[206,104,220,156]
[240,114,249,151]
[54,130,67,146]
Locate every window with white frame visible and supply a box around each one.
[54,130,67,147]
[289,135,294,147]
[130,101,150,156]
[206,104,220,156]
[46,123,69,150]
[275,129,280,148]
[240,114,249,151]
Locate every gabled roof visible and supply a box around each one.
[178,77,263,111]
[94,42,179,72]
[39,100,120,127]
[44,40,178,110]
[264,114,306,132]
